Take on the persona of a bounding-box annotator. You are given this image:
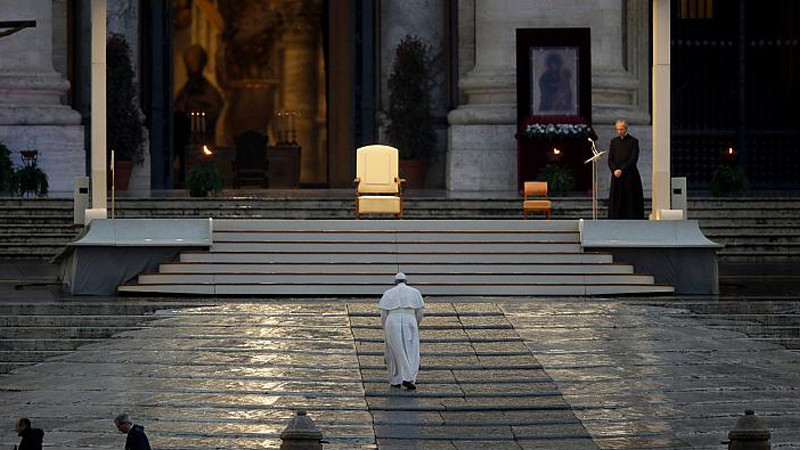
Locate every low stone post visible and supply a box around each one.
[728,410,770,450]
[280,410,323,450]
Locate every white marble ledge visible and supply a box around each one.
[71,218,213,247]
[579,219,722,248]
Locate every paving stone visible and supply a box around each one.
[3,296,799,449]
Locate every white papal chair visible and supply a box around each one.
[354,145,405,219]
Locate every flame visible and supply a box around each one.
[727,147,735,155]
[202,145,213,156]
[553,148,561,155]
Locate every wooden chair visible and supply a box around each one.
[523,181,552,219]
[232,131,269,188]
[354,145,405,219]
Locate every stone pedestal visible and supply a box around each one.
[0,0,85,194]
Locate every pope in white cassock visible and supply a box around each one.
[379,272,425,390]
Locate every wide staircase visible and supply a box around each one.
[0,301,186,375]
[1,196,799,264]
[117,219,673,296]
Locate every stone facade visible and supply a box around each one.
[0,0,84,195]
[449,0,653,196]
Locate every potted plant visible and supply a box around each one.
[16,150,48,197]
[386,35,436,189]
[0,142,14,195]
[107,34,145,190]
[187,153,223,197]
[538,163,574,196]
[711,164,748,196]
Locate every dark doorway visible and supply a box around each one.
[671,0,800,190]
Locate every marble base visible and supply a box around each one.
[447,124,517,192]
[0,124,85,194]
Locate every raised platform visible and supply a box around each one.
[51,218,720,296]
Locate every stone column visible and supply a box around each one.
[90,0,107,214]
[651,0,671,219]
[282,5,323,184]
[0,0,85,194]
[447,0,517,192]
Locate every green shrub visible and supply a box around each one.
[387,35,436,160]
[16,159,48,197]
[108,34,145,165]
[187,164,222,197]
[537,164,575,195]
[711,165,748,196]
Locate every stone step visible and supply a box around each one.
[136,272,655,285]
[0,198,74,207]
[159,262,634,275]
[0,350,73,362]
[0,233,78,243]
[702,228,800,237]
[712,236,800,246]
[0,326,144,339]
[180,251,615,264]
[0,216,74,225]
[719,244,800,253]
[212,231,580,242]
[0,303,180,316]
[0,338,106,351]
[0,223,77,231]
[0,247,62,258]
[210,241,583,253]
[118,282,674,296]
[0,315,154,328]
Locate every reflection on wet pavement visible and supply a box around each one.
[0,303,374,450]
[501,299,800,449]
[349,302,597,450]
[2,299,799,449]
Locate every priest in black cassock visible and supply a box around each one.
[607,119,644,219]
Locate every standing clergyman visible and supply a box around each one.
[607,119,645,219]
[379,272,425,390]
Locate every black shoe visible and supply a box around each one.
[402,381,416,390]
[390,384,401,388]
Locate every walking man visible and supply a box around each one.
[379,272,425,390]
[114,413,152,450]
[13,417,44,450]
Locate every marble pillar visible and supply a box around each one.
[0,0,85,195]
[449,0,652,195]
[651,0,671,219]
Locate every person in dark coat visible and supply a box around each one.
[14,417,44,450]
[607,119,645,219]
[114,414,152,450]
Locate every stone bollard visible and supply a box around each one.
[727,410,770,450]
[280,410,323,450]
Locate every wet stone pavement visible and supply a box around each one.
[0,299,799,449]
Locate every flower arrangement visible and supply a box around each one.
[522,123,594,141]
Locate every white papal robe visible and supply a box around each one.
[379,282,425,385]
